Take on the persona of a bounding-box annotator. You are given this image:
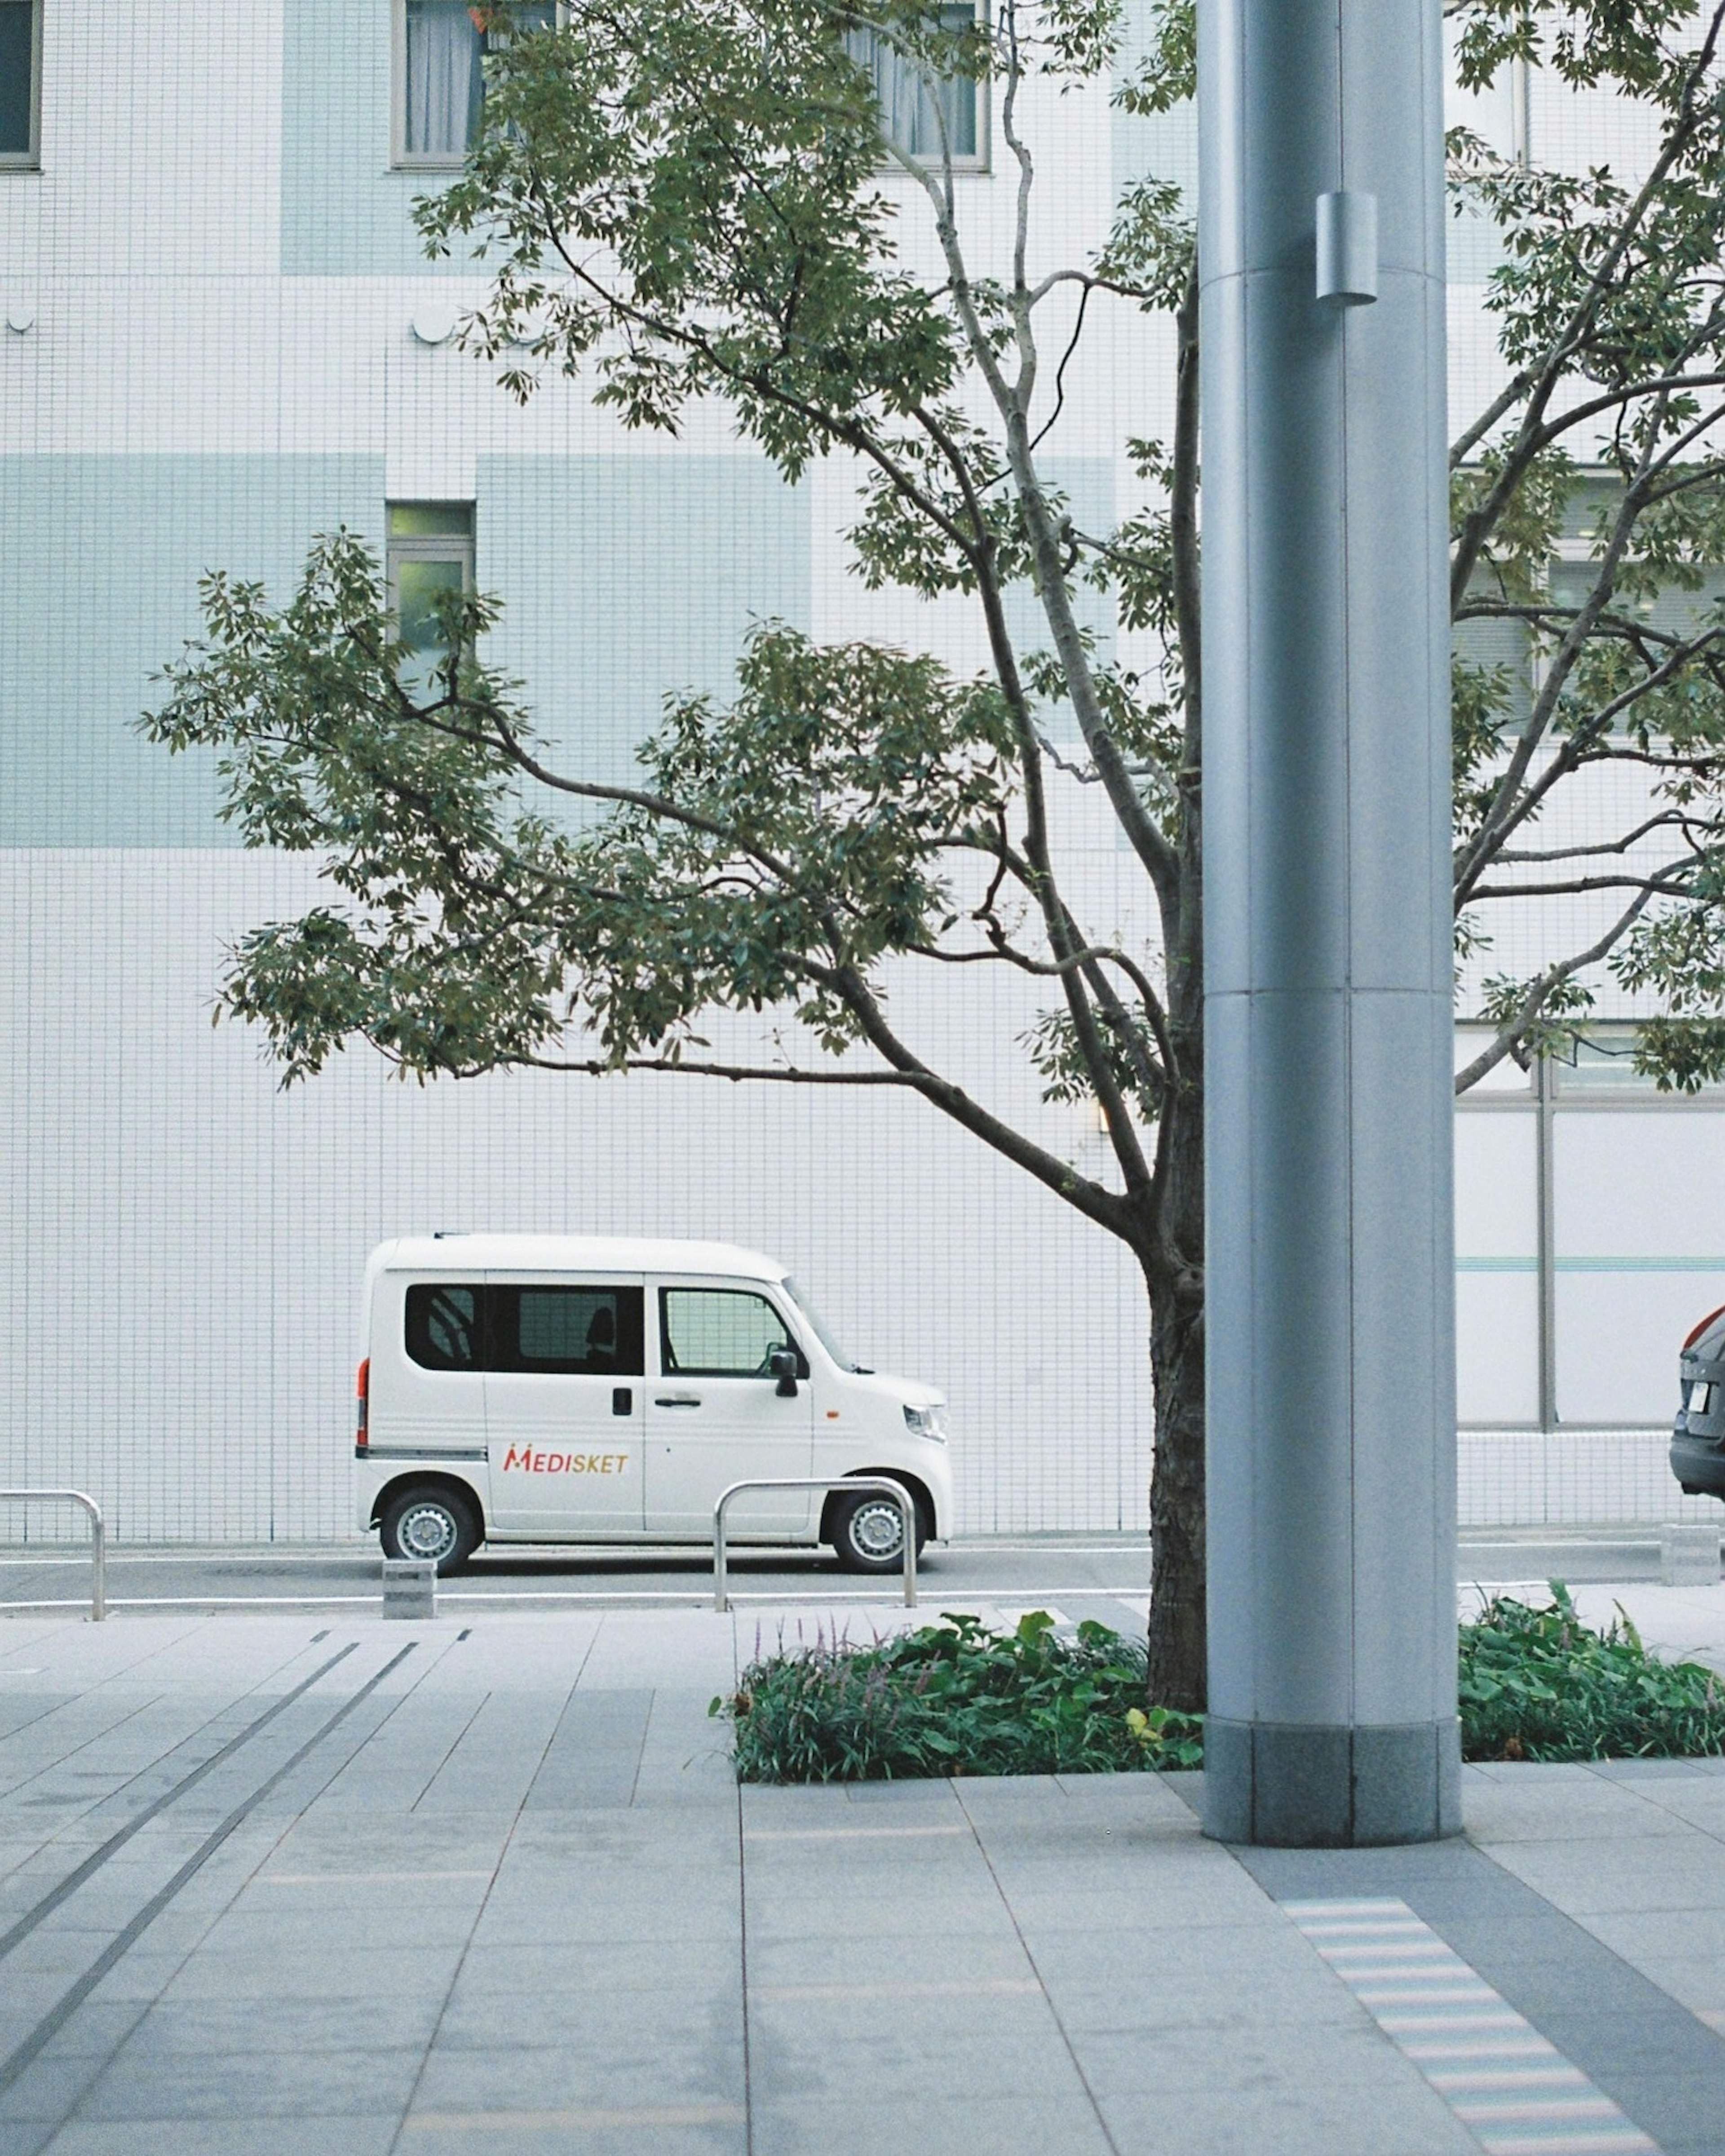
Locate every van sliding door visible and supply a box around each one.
[484,1279,646,1536]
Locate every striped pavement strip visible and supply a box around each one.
[1283,1898,1659,2156]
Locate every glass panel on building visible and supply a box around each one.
[0,1,37,164]
[395,558,467,654]
[845,3,982,164]
[389,502,477,538]
[1554,1028,1649,1090]
[403,0,485,162]
[1552,1027,1723,1093]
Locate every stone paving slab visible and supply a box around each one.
[0,1598,1719,2152]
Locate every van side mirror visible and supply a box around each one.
[768,1347,799,1398]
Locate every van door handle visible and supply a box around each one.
[655,1395,701,1408]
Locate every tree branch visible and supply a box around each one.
[1455,577,1725,900]
[812,957,1138,1239]
[1494,811,1691,866]
[1455,417,1668,903]
[1455,887,1657,1094]
[907,404,1157,1200]
[1467,862,1700,902]
[1026,279,1091,454]
[1529,371,1725,459]
[892,33,1183,920]
[1449,19,1725,609]
[522,1054,922,1085]
[1450,366,1535,469]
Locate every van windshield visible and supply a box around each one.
[782,1278,867,1372]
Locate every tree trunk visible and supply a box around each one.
[1142,1052,1207,1712]
[1145,1266,1206,1711]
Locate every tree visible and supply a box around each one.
[1448,1,1725,1090]
[147,0,1725,1711]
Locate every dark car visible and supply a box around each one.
[1672,1302,1725,1501]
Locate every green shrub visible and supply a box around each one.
[712,1589,1725,1782]
[712,1610,1203,1783]
[1459,1582,1725,1762]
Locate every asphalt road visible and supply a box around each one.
[0,1527,1705,1628]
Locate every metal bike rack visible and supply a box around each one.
[0,1490,106,1621]
[712,1477,917,1614]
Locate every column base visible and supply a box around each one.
[1202,1717,1462,1847]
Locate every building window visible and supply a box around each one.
[0,0,41,170]
[395,0,557,169]
[845,3,986,168]
[387,502,476,663]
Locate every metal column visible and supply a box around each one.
[1199,0,1458,1845]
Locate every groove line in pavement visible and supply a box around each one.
[0,1642,417,2101]
[0,1640,359,1966]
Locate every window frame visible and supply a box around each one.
[851,0,991,178]
[392,0,562,173]
[385,502,477,659]
[0,0,42,173]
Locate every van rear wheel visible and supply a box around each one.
[831,1486,924,1573]
[380,1485,480,1576]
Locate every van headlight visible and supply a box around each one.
[903,1403,948,1442]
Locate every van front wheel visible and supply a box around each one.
[380,1486,480,1576]
[830,1486,924,1573]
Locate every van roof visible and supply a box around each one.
[368,1235,787,1282]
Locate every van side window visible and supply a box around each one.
[661,1288,797,1378]
[491,1286,645,1376]
[405,1284,483,1370]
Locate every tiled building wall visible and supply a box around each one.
[0,842,1157,1542]
[0,455,382,844]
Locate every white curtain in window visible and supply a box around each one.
[405,0,485,159]
[845,11,977,161]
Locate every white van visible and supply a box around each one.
[354,1236,952,1574]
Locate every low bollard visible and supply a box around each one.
[712,1477,917,1614]
[382,1558,438,1619]
[1659,1524,1721,1587]
[0,1490,105,1620]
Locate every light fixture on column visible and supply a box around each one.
[1314,190,1378,305]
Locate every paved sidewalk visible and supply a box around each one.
[0,1589,1720,2154]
